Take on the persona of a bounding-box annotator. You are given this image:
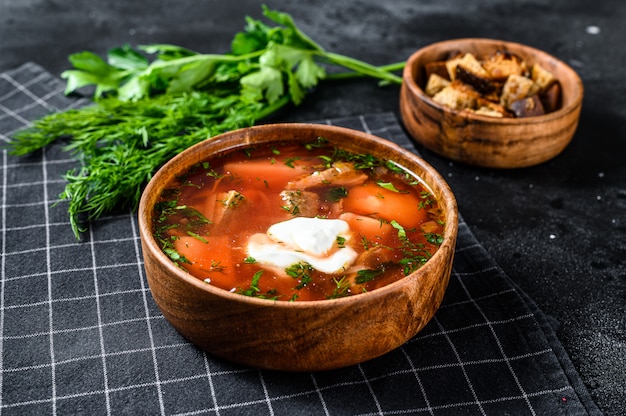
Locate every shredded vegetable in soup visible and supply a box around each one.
[152,137,445,301]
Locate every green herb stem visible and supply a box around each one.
[324,61,406,81]
[321,52,404,84]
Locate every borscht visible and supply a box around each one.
[152,137,445,301]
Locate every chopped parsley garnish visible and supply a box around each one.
[328,186,348,202]
[237,270,278,299]
[285,262,313,289]
[376,181,408,193]
[355,268,383,284]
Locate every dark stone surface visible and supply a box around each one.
[1,0,624,414]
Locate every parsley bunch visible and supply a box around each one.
[9,6,404,238]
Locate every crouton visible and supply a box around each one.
[422,49,560,118]
[475,98,510,117]
[500,74,534,109]
[529,63,557,95]
[474,107,505,117]
[425,73,451,96]
[455,65,497,95]
[432,80,479,111]
[482,50,526,81]
[445,53,488,80]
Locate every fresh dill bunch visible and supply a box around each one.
[12,91,275,237]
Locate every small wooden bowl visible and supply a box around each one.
[400,38,584,168]
[138,123,458,371]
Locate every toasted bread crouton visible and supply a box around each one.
[510,95,546,117]
[474,107,505,117]
[423,50,561,118]
[482,51,526,81]
[529,63,557,95]
[432,80,479,111]
[455,65,497,95]
[446,53,488,80]
[500,74,534,109]
[474,98,509,117]
[425,73,451,96]
[444,55,464,80]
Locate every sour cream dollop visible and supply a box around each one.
[247,217,358,274]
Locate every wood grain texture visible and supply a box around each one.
[400,38,584,168]
[138,123,458,371]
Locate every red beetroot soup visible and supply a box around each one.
[152,137,445,301]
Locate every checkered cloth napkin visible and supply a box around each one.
[0,63,601,415]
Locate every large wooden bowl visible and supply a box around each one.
[400,38,584,168]
[138,123,458,371]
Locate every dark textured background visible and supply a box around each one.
[1,0,624,414]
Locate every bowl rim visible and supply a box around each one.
[138,123,458,308]
[402,37,584,124]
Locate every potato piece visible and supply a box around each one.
[425,73,451,96]
[500,74,534,109]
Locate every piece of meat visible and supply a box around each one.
[279,189,320,217]
[286,162,367,190]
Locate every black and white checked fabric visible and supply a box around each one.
[0,63,601,415]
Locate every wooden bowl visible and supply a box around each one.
[400,38,584,168]
[138,123,458,371]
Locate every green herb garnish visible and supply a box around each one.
[7,6,404,238]
[328,186,348,202]
[376,181,408,193]
[355,268,383,284]
[285,262,313,289]
[328,276,351,299]
[237,270,279,299]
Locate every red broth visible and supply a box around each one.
[152,138,445,301]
